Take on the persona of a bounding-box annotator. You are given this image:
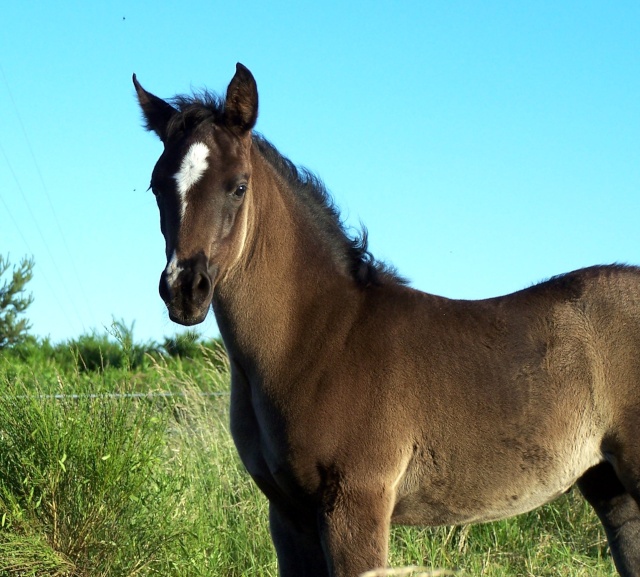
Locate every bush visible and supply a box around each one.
[0,368,184,575]
[0,255,34,350]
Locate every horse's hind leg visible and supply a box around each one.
[578,461,640,577]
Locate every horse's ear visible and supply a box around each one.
[224,63,258,134]
[133,74,177,142]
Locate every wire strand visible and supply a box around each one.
[0,139,86,334]
[0,61,96,328]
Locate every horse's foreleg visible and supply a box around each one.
[269,501,330,577]
[319,484,393,577]
[578,461,640,577]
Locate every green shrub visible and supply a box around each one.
[0,375,180,576]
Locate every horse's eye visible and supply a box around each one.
[233,184,247,199]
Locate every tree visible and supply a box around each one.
[0,255,34,349]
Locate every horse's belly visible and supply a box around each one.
[392,485,568,526]
[391,434,603,526]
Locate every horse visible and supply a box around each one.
[134,63,640,577]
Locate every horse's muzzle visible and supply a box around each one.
[159,254,216,326]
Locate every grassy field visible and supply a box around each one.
[0,334,617,576]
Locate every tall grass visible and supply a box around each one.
[153,364,276,577]
[0,334,618,576]
[0,345,276,577]
[0,376,176,575]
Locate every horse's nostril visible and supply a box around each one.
[193,271,212,298]
[160,255,213,322]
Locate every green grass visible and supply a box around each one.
[0,336,618,576]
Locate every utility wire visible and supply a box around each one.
[0,139,85,334]
[0,62,95,327]
[0,187,34,255]
[0,185,77,331]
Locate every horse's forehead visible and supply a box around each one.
[170,126,244,171]
[174,141,211,198]
[162,127,247,221]
[154,126,248,196]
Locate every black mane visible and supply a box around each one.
[165,90,405,287]
[252,136,405,287]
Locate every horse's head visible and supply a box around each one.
[134,64,258,326]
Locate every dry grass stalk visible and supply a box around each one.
[360,566,460,577]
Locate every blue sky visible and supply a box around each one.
[1,1,639,345]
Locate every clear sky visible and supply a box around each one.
[1,1,639,345]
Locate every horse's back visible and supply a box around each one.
[363,263,640,399]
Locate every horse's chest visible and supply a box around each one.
[229,381,305,506]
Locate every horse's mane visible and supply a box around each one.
[252,136,405,287]
[165,90,406,288]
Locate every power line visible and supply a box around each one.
[0,187,34,255]
[0,185,77,330]
[0,61,95,328]
[0,139,85,334]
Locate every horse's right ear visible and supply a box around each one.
[133,74,177,142]
[224,63,258,134]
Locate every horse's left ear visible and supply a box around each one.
[133,74,178,142]
[224,63,258,134]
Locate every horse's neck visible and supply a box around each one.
[213,151,358,378]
